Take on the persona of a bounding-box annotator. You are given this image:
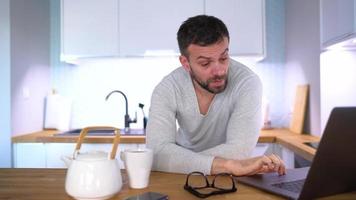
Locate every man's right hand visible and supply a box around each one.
[211,154,286,176]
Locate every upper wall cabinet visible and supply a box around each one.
[119,0,204,56]
[61,0,119,57]
[60,0,265,59]
[320,0,356,49]
[205,0,266,59]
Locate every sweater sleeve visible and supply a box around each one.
[198,75,262,160]
[146,80,215,174]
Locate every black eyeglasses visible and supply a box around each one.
[184,171,237,198]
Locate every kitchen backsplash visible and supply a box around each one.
[52,55,286,130]
[52,57,180,129]
[320,49,356,132]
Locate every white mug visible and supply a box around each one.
[121,148,153,189]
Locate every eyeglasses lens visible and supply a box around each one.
[187,173,208,188]
[213,174,234,190]
[188,174,216,195]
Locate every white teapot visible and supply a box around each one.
[62,126,122,200]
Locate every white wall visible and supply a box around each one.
[285,0,321,135]
[254,0,286,127]
[11,0,51,136]
[0,0,12,167]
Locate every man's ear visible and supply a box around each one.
[179,55,190,72]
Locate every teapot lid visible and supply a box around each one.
[75,150,108,161]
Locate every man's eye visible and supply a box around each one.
[220,57,228,62]
[201,62,210,67]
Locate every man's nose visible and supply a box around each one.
[211,62,225,76]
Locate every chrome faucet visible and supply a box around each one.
[105,90,137,133]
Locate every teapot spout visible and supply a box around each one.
[61,155,72,167]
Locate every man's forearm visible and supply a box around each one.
[211,157,229,174]
[211,154,286,176]
[211,157,243,175]
[211,157,253,176]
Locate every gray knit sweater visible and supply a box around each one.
[146,59,262,174]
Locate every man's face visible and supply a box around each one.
[180,37,230,94]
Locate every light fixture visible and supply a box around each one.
[325,36,356,51]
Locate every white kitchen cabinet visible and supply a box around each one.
[61,0,119,58]
[45,143,76,168]
[60,0,265,58]
[13,143,46,168]
[251,143,269,157]
[205,0,266,59]
[264,143,295,169]
[320,0,356,49]
[252,143,295,168]
[14,142,142,169]
[46,143,140,169]
[118,0,204,56]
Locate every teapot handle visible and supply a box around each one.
[74,126,121,160]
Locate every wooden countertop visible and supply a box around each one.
[261,129,319,161]
[12,128,320,161]
[12,129,145,144]
[1,168,354,200]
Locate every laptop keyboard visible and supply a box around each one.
[272,179,305,193]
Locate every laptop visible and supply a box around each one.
[236,107,356,200]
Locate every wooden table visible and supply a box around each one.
[0,168,285,200]
[1,168,355,200]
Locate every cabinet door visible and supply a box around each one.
[321,0,356,48]
[46,143,140,169]
[61,0,119,57]
[205,0,266,58]
[46,143,76,168]
[119,0,204,56]
[13,143,46,168]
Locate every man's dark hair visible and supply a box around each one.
[177,15,229,57]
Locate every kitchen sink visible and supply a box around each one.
[54,128,144,137]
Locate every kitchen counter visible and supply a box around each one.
[12,128,320,161]
[0,168,354,200]
[12,129,145,144]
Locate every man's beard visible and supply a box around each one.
[190,70,228,94]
